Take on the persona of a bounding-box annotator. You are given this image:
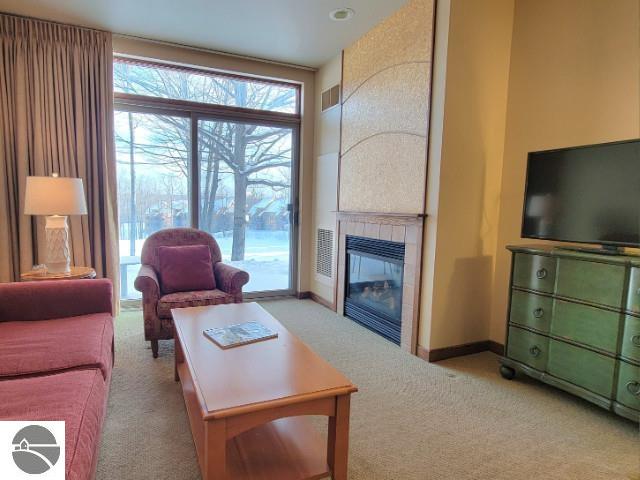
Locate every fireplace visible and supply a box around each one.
[344,236,405,344]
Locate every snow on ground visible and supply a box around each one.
[119,229,290,299]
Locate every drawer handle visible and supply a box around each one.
[626,381,640,397]
[536,268,548,280]
[529,345,542,357]
[533,308,545,319]
[632,334,640,347]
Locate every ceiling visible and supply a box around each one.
[0,0,408,68]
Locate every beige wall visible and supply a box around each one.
[112,36,316,293]
[309,54,342,303]
[489,0,640,344]
[420,0,515,349]
[339,0,434,214]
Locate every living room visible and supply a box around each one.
[0,0,638,479]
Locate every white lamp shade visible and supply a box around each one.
[24,176,88,216]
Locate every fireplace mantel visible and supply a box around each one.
[335,211,424,354]
[336,211,427,225]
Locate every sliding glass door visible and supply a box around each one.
[197,119,295,293]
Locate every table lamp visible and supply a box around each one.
[24,174,88,274]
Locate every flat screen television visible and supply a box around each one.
[522,139,640,251]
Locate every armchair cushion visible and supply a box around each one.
[157,290,233,318]
[157,244,216,294]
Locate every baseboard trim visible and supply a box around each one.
[416,345,430,361]
[488,340,505,356]
[310,292,335,310]
[296,291,311,299]
[417,340,504,362]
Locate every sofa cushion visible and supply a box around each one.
[0,369,108,480]
[157,289,233,318]
[0,313,113,380]
[158,244,216,294]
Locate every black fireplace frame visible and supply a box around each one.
[344,236,405,345]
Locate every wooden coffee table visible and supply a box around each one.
[172,302,358,480]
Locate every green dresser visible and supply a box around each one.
[501,246,640,422]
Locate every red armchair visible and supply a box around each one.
[134,228,249,357]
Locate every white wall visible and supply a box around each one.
[309,54,342,304]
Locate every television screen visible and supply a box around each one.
[522,139,640,247]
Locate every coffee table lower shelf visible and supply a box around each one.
[226,417,330,480]
[177,361,331,480]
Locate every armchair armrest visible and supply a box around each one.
[214,263,249,297]
[0,279,113,322]
[134,265,160,298]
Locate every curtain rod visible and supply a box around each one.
[113,33,317,72]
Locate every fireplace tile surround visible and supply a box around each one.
[336,212,425,353]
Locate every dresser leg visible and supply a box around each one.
[500,365,516,380]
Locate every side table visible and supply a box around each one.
[21,266,97,281]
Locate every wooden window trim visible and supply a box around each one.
[114,92,300,127]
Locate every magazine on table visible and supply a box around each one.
[203,321,278,349]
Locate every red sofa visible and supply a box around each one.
[0,279,114,480]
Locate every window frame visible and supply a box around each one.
[113,57,301,299]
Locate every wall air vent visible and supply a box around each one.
[321,84,340,112]
[316,228,334,278]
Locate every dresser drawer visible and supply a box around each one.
[507,326,548,371]
[616,361,640,411]
[550,299,622,354]
[547,339,616,398]
[621,315,640,363]
[626,267,640,314]
[513,253,556,294]
[509,290,552,333]
[556,258,625,308]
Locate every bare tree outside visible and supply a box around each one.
[114,60,297,297]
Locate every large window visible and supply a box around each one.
[114,60,298,113]
[114,58,300,299]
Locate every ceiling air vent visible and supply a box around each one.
[316,228,334,278]
[321,84,340,112]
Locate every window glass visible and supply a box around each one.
[199,119,293,292]
[113,60,298,114]
[115,111,190,299]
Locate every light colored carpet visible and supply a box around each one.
[97,299,639,480]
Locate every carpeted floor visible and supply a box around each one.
[97,299,639,480]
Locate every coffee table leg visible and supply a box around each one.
[174,334,182,382]
[205,419,227,480]
[327,394,351,480]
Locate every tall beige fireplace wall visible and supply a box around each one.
[339,0,434,214]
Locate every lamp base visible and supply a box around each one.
[45,215,71,274]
